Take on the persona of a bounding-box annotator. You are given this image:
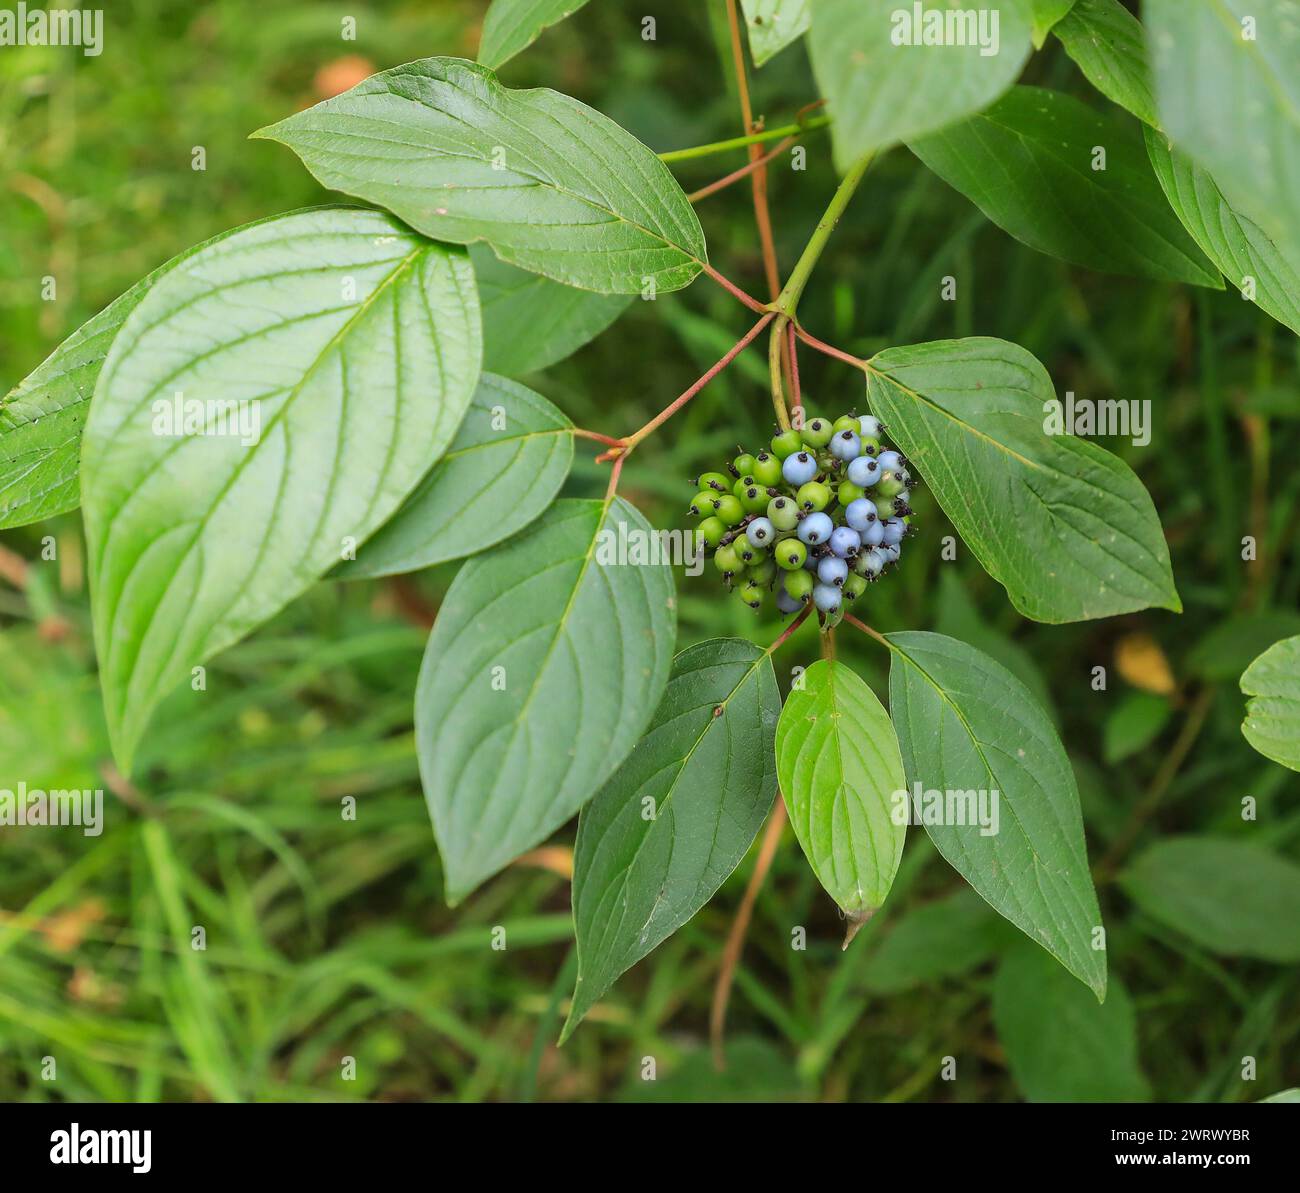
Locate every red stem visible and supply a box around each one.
[792,322,868,370]
[702,263,770,314]
[573,427,624,448]
[767,602,811,653]
[688,135,798,204]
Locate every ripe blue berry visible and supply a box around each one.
[881,517,906,546]
[782,451,818,486]
[747,517,776,548]
[797,512,834,545]
[880,543,901,564]
[775,587,802,614]
[818,556,849,586]
[847,455,881,487]
[829,526,862,558]
[877,450,903,473]
[813,583,842,612]
[844,498,878,533]
[859,547,886,576]
[858,414,882,439]
[829,430,862,461]
[860,518,885,547]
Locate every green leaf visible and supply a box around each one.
[82,208,481,774]
[1028,0,1077,48]
[810,0,1033,171]
[994,941,1149,1101]
[1145,128,1300,337]
[1122,836,1300,962]
[253,57,707,296]
[1240,635,1300,772]
[563,638,779,1040]
[472,246,630,376]
[887,631,1107,998]
[1260,1089,1300,1104]
[863,888,1010,993]
[1053,0,1156,127]
[865,337,1180,623]
[417,497,676,903]
[776,659,907,926]
[1189,612,1300,682]
[740,0,811,67]
[1102,690,1172,765]
[478,0,593,70]
[1147,0,1300,267]
[1,213,294,529]
[336,373,572,580]
[909,87,1222,286]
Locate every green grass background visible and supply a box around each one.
[0,0,1297,1102]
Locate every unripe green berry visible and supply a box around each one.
[749,557,777,585]
[877,471,906,499]
[783,569,814,602]
[737,579,764,610]
[767,495,800,531]
[843,574,867,600]
[736,541,765,565]
[832,415,859,435]
[860,434,882,453]
[714,544,743,574]
[689,491,721,516]
[738,483,769,514]
[770,428,804,459]
[796,481,832,512]
[875,497,895,519]
[697,516,727,549]
[838,481,866,506]
[697,471,731,493]
[751,451,783,487]
[733,452,757,479]
[776,540,808,570]
[713,494,745,524]
[801,417,834,448]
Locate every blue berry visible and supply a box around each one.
[818,556,849,586]
[746,517,776,548]
[881,517,906,546]
[860,518,885,547]
[877,450,903,473]
[775,586,802,614]
[829,430,862,461]
[797,511,834,545]
[829,526,862,558]
[859,547,886,576]
[858,415,882,439]
[813,583,842,612]
[880,543,901,563]
[844,498,878,533]
[846,455,881,487]
[782,451,818,486]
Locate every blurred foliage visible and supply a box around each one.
[0,0,1297,1103]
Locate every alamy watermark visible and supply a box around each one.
[0,782,103,836]
[596,523,704,576]
[0,4,103,56]
[1043,391,1151,447]
[891,782,1000,836]
[152,391,262,447]
[891,3,1001,56]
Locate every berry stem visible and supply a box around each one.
[621,311,776,453]
[687,134,798,204]
[701,263,770,313]
[603,454,624,503]
[786,320,803,423]
[773,151,875,318]
[766,602,811,653]
[768,318,791,431]
[572,428,625,448]
[657,113,831,163]
[841,612,894,651]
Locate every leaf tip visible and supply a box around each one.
[841,907,875,950]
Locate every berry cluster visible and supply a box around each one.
[689,413,916,628]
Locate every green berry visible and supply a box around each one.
[860,433,882,453]
[801,416,834,448]
[843,574,867,600]
[796,481,832,512]
[733,452,757,478]
[776,540,808,570]
[767,495,800,531]
[770,428,803,459]
[738,483,769,514]
[689,491,721,516]
[713,494,745,524]
[697,516,727,549]
[875,497,895,519]
[838,481,866,506]
[877,471,906,499]
[752,451,783,487]
[737,579,764,610]
[749,557,777,585]
[714,544,743,575]
[832,415,859,435]
[783,569,814,602]
[697,471,731,493]
[736,541,765,565]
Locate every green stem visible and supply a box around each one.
[774,152,874,317]
[659,115,831,162]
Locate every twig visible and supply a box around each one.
[793,322,869,371]
[687,135,797,204]
[701,263,769,313]
[572,427,625,448]
[657,114,831,162]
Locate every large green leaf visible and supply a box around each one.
[336,373,572,580]
[254,57,707,296]
[1053,0,1156,127]
[776,659,907,924]
[909,87,1221,286]
[1145,129,1300,337]
[472,246,630,376]
[416,497,676,903]
[1028,0,1077,48]
[1147,0,1300,266]
[740,0,811,67]
[887,631,1107,998]
[1122,837,1300,962]
[865,337,1180,623]
[82,208,481,774]
[1240,635,1300,772]
[1,215,288,529]
[994,941,1148,1101]
[563,638,779,1040]
[478,0,593,70]
[809,0,1033,171]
